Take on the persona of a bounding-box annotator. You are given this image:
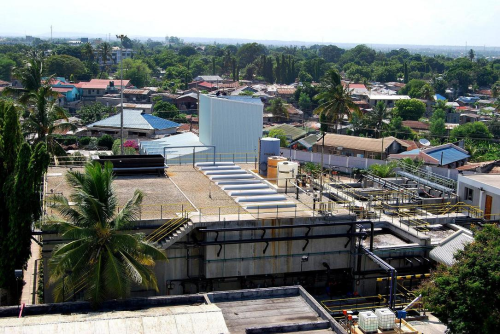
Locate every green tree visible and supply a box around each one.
[122,58,151,88]
[178,46,197,57]
[314,69,359,133]
[22,85,75,154]
[298,92,312,111]
[78,102,114,125]
[266,98,289,121]
[98,42,112,78]
[368,162,397,178]
[392,99,426,121]
[367,101,390,137]
[468,48,475,62]
[429,108,446,137]
[399,79,426,98]
[450,122,492,140]
[45,55,86,79]
[12,50,45,92]
[268,128,288,147]
[236,43,266,67]
[0,56,16,81]
[0,100,50,304]
[48,162,166,305]
[420,225,500,334]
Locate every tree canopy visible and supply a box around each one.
[421,225,500,334]
[392,98,426,121]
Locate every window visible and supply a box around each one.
[464,187,474,201]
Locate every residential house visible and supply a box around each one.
[0,80,10,93]
[388,143,469,168]
[457,174,500,220]
[292,134,319,151]
[79,79,132,102]
[276,86,296,102]
[123,89,151,103]
[117,103,153,114]
[346,83,369,98]
[176,92,198,111]
[85,109,179,138]
[365,94,410,108]
[402,120,430,133]
[95,47,134,66]
[456,96,479,106]
[313,134,410,159]
[193,75,224,83]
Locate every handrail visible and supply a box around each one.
[396,161,457,190]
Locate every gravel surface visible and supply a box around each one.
[167,165,245,215]
[46,167,190,219]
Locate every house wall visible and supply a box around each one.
[457,175,500,220]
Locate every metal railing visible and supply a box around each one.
[396,161,457,190]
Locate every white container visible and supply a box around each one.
[358,311,378,333]
[375,308,396,330]
[277,161,299,187]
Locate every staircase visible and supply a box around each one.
[146,217,194,249]
[396,161,457,191]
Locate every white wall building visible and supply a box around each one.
[199,95,263,155]
[457,174,500,220]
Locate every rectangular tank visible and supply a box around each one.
[375,308,396,330]
[277,161,299,187]
[259,138,280,176]
[358,311,378,333]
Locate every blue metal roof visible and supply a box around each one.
[426,147,470,165]
[434,94,446,101]
[88,110,179,130]
[142,114,180,130]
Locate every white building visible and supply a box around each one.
[199,95,263,155]
[366,94,410,108]
[457,174,500,220]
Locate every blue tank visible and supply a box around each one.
[259,138,280,176]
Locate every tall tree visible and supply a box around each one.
[468,48,475,62]
[98,42,112,78]
[0,100,50,304]
[11,50,45,94]
[48,162,167,305]
[403,62,409,84]
[314,69,359,133]
[367,101,390,137]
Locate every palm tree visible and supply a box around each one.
[13,50,45,92]
[367,101,390,137]
[98,42,112,78]
[266,98,289,122]
[313,69,359,133]
[22,85,75,154]
[48,161,166,305]
[81,43,94,62]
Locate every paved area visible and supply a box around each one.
[408,313,447,334]
[20,241,40,305]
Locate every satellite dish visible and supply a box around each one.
[419,138,431,147]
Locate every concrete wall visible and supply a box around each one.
[457,175,500,219]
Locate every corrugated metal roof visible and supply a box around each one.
[297,134,319,149]
[318,134,399,153]
[88,110,179,130]
[425,146,470,165]
[265,124,307,141]
[429,230,473,266]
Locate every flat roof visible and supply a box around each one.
[0,286,344,334]
[460,174,500,188]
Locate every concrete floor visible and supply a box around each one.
[408,313,447,334]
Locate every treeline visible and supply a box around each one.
[1,41,499,96]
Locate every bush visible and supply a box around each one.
[97,134,114,150]
[112,138,137,155]
[79,137,91,146]
[54,135,78,146]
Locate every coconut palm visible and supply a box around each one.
[22,85,75,154]
[81,43,94,62]
[98,42,112,78]
[266,98,289,121]
[367,101,390,137]
[48,161,167,305]
[13,50,45,92]
[314,69,359,133]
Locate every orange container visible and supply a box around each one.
[267,156,287,180]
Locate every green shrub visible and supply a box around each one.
[79,137,91,146]
[97,134,114,150]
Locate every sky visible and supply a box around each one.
[1,0,499,47]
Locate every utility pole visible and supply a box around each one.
[116,34,127,155]
[50,25,52,43]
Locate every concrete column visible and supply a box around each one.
[478,189,484,211]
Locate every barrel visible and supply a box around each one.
[267,156,288,181]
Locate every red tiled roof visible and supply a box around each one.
[277,87,296,95]
[0,80,11,85]
[456,106,471,111]
[349,83,367,89]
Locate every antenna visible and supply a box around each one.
[50,25,52,43]
[419,138,431,147]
